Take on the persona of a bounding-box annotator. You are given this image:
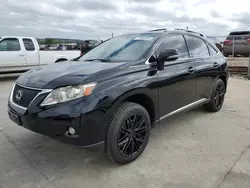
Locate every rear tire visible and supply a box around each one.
[204,79,225,112]
[106,102,151,164]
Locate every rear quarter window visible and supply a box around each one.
[226,36,233,40]
[206,43,218,56]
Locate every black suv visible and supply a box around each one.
[8,29,228,164]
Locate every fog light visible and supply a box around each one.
[68,127,75,135]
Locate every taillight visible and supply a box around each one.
[224,40,232,45]
[247,39,250,42]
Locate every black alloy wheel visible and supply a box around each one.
[117,114,148,157]
[204,78,225,112]
[214,82,225,109]
[106,102,151,164]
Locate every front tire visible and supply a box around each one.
[106,102,151,164]
[204,78,225,112]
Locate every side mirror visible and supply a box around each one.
[157,49,180,70]
[158,48,180,62]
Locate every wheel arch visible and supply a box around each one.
[97,87,158,125]
[54,55,69,63]
[218,75,227,92]
[122,93,156,124]
[55,58,68,63]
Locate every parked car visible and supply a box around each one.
[47,44,58,50]
[57,43,78,51]
[0,36,81,75]
[223,31,250,57]
[72,38,111,61]
[8,29,228,164]
[79,40,99,55]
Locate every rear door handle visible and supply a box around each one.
[19,54,25,56]
[188,66,196,73]
[213,62,219,67]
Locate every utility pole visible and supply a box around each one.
[248,52,250,79]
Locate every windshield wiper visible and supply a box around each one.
[84,58,111,62]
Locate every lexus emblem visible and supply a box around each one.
[15,90,23,101]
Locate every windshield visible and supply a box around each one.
[79,33,161,62]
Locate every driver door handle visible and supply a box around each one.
[188,66,196,73]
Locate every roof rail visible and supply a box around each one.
[149,28,167,32]
[174,28,205,37]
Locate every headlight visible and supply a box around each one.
[40,83,96,106]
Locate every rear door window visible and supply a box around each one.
[0,38,21,51]
[23,38,35,51]
[185,35,209,58]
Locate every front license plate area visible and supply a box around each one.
[8,111,22,126]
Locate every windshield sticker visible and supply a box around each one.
[134,36,154,41]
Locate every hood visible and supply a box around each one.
[17,60,130,89]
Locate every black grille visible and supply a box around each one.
[12,84,41,108]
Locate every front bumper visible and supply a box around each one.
[8,85,107,147]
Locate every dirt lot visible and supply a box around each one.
[227,57,249,67]
[1,78,250,188]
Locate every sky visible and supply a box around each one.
[1,0,250,40]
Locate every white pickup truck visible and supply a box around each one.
[0,36,81,77]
